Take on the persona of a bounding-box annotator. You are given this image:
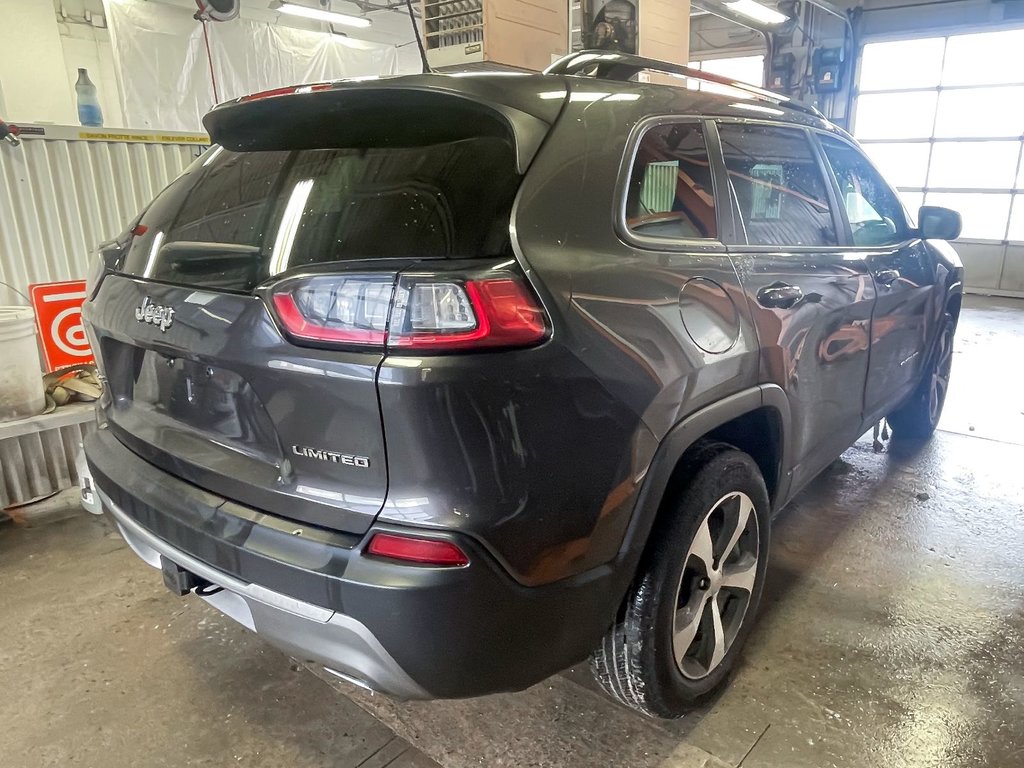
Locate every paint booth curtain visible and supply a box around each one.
[104,0,397,132]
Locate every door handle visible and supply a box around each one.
[757,283,804,309]
[875,268,901,286]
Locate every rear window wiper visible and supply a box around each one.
[160,242,261,271]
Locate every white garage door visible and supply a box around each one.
[853,28,1024,293]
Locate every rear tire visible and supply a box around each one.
[887,312,955,440]
[591,442,770,718]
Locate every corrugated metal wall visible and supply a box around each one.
[0,404,95,509]
[0,135,201,301]
[0,132,201,510]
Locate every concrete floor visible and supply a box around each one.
[2,295,1023,768]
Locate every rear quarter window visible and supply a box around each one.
[624,121,718,242]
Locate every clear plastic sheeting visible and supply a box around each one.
[104,0,398,132]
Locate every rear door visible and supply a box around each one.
[564,114,759,440]
[815,133,940,422]
[716,121,876,492]
[85,89,541,534]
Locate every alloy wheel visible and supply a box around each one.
[929,323,954,425]
[672,491,760,680]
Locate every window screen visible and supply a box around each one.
[625,122,717,241]
[718,123,837,247]
[819,136,911,247]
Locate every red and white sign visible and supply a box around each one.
[28,280,94,372]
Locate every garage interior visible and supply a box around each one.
[2,1,1023,767]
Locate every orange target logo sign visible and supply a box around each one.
[28,280,95,372]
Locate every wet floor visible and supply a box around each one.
[0,509,439,768]
[938,296,1024,446]
[2,296,1022,767]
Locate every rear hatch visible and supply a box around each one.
[85,81,562,535]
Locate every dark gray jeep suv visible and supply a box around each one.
[83,51,963,718]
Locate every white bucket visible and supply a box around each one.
[0,307,45,422]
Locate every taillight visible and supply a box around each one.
[388,276,546,351]
[271,275,393,345]
[270,272,548,352]
[365,533,470,567]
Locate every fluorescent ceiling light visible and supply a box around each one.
[273,2,372,29]
[723,0,788,25]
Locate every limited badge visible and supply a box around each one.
[292,445,370,468]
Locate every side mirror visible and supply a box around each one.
[918,206,962,241]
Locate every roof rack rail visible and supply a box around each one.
[544,50,824,119]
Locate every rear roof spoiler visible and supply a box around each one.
[203,83,557,174]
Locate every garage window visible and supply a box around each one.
[854,29,1024,241]
[688,56,766,89]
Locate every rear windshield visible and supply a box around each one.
[120,137,520,292]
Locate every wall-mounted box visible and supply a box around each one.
[423,0,568,72]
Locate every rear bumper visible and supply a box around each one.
[103,487,430,698]
[85,427,623,698]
